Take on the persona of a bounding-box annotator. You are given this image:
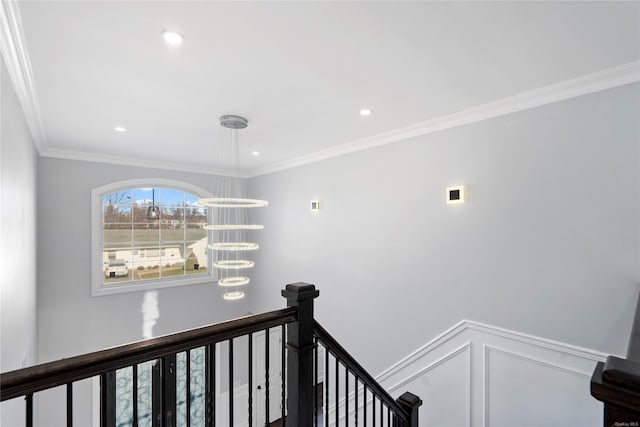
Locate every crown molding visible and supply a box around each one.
[248,60,640,178]
[2,0,637,177]
[0,0,46,152]
[41,147,246,178]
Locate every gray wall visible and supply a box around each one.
[6,78,638,424]
[1,58,39,425]
[37,158,252,425]
[249,83,640,376]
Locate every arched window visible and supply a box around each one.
[91,179,212,296]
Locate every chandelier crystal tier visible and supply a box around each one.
[198,115,268,301]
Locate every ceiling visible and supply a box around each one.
[5,1,640,176]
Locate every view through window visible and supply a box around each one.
[102,187,208,286]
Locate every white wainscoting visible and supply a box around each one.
[375,320,610,427]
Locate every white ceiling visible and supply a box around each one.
[6,1,640,176]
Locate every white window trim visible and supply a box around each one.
[91,178,213,297]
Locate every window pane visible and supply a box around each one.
[185,241,207,275]
[161,208,185,243]
[133,207,161,223]
[100,185,209,289]
[185,207,207,227]
[133,223,160,242]
[160,188,185,207]
[185,193,200,207]
[133,188,155,206]
[161,207,184,224]
[134,258,161,281]
[185,228,206,242]
[161,234,184,246]
[104,226,132,244]
[160,244,185,278]
[103,246,132,284]
[103,205,132,225]
[103,190,132,207]
[103,245,134,262]
[160,244,183,262]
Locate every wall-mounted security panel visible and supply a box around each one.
[446,185,465,204]
[311,200,321,211]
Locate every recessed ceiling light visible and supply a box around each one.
[252,151,260,156]
[114,126,126,132]
[360,109,372,116]
[162,30,183,46]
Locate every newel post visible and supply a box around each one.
[282,282,319,427]
[396,392,422,427]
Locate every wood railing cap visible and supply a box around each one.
[398,391,423,407]
[282,282,319,301]
[603,355,640,391]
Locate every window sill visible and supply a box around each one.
[91,274,215,297]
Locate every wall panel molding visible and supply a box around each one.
[482,344,595,427]
[376,320,610,427]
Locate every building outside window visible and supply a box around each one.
[92,179,212,296]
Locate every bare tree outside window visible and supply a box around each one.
[102,187,209,285]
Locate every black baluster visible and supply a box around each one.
[314,337,318,427]
[162,354,177,427]
[206,345,216,427]
[355,379,358,427]
[67,382,73,427]
[25,393,33,427]
[132,365,138,427]
[229,339,234,427]
[186,352,191,427]
[281,325,286,426]
[363,386,367,427]
[249,333,253,427]
[325,347,329,426]
[372,394,376,427]
[335,358,339,427]
[387,406,390,427]
[345,369,349,426]
[101,371,116,427]
[152,362,161,427]
[380,395,383,427]
[265,328,270,425]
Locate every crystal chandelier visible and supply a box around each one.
[198,115,267,300]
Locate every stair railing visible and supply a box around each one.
[282,283,421,427]
[591,291,640,426]
[313,322,421,427]
[2,282,421,426]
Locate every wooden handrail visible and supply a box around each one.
[313,320,411,424]
[0,307,297,401]
[591,291,640,424]
[627,294,640,361]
